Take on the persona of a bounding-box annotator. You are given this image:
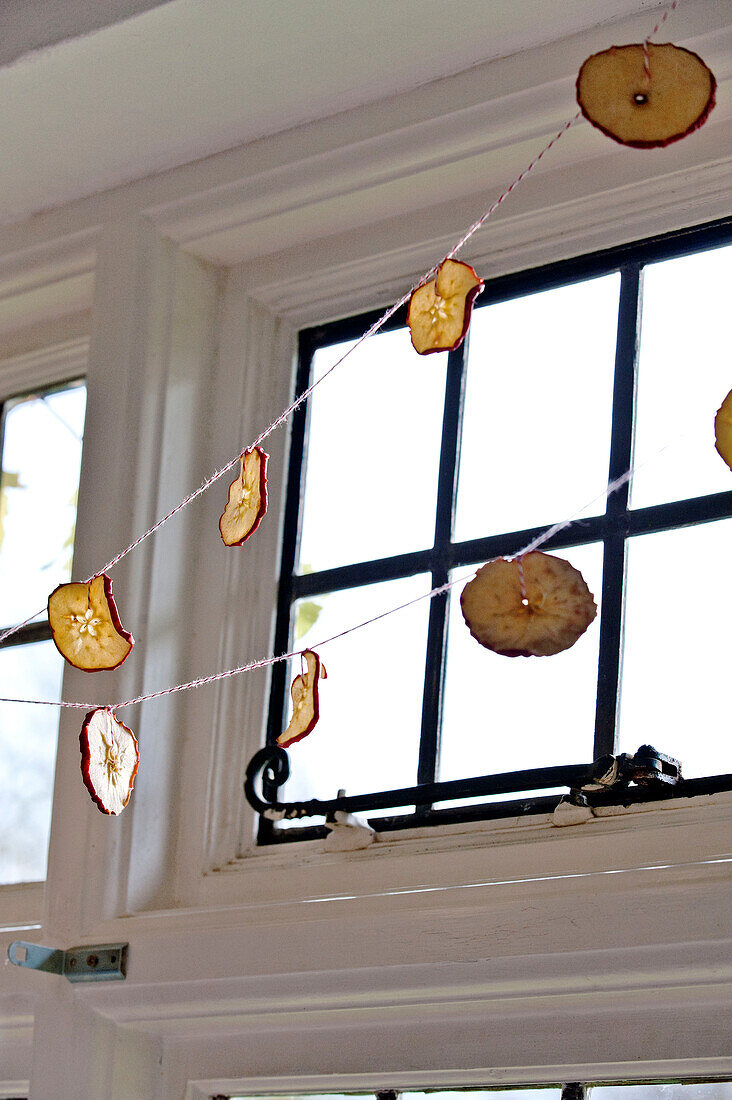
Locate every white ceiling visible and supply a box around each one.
[0,0,667,224]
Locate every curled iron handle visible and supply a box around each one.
[243,744,358,821]
[244,745,291,817]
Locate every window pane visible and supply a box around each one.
[455,275,619,542]
[440,544,604,786]
[229,1091,561,1100]
[0,640,64,883]
[298,328,446,573]
[631,243,732,509]
[407,1090,560,1099]
[278,574,432,817]
[593,1084,732,1098]
[0,381,86,625]
[618,519,732,778]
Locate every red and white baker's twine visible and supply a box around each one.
[643,0,678,78]
[0,467,639,711]
[0,104,587,647]
[0,0,681,701]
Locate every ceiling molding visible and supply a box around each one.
[0,229,96,337]
[243,147,732,325]
[144,13,731,276]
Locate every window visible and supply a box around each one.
[261,219,732,842]
[0,377,86,882]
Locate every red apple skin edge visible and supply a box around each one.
[219,447,269,546]
[406,270,484,356]
[100,574,134,648]
[280,652,326,748]
[79,708,140,816]
[47,573,134,673]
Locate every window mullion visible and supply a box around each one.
[593,263,642,758]
[416,343,468,802]
[259,331,315,842]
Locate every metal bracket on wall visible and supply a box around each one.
[7,940,128,982]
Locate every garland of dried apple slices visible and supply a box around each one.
[6,9,722,817]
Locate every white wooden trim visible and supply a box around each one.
[243,149,732,327]
[0,336,89,399]
[145,4,731,264]
[0,0,723,1093]
[185,1065,732,1100]
[176,278,296,895]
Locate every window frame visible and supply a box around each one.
[0,337,88,917]
[262,216,732,843]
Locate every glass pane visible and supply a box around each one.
[0,641,64,883]
[298,327,446,573]
[440,544,603,788]
[278,573,432,817]
[593,1084,732,1098]
[631,243,732,509]
[455,275,619,542]
[0,381,86,626]
[229,1091,561,1100]
[618,520,732,778]
[406,1090,560,1099]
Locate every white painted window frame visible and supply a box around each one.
[0,3,730,1096]
[0,335,90,922]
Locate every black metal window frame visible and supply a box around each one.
[260,216,732,845]
[0,375,86,653]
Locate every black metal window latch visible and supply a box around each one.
[244,742,682,826]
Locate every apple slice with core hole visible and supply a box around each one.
[80,707,139,815]
[219,446,269,546]
[460,551,597,658]
[277,649,327,747]
[576,42,716,148]
[407,259,484,355]
[714,389,732,471]
[48,573,133,671]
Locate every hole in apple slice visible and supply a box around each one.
[48,573,134,672]
[407,259,483,355]
[80,707,139,815]
[219,446,269,546]
[277,649,327,747]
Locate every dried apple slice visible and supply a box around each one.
[460,551,597,658]
[407,259,484,355]
[219,446,269,546]
[715,389,732,471]
[80,707,139,815]
[576,42,716,148]
[277,649,327,747]
[48,573,133,672]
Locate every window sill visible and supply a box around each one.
[190,787,732,914]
